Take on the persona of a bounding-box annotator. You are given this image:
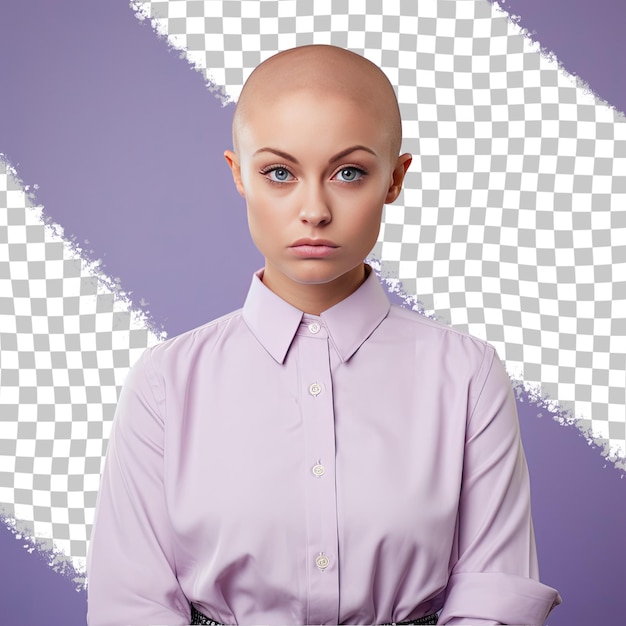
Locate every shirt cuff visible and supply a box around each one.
[438,571,562,625]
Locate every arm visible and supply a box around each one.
[87,349,190,626]
[439,347,561,625]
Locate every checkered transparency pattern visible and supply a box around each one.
[0,159,161,574]
[132,0,626,463]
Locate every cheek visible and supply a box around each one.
[344,194,385,233]
[245,194,283,248]
[246,201,270,236]
[359,210,384,242]
[357,205,385,249]
[246,181,294,223]
[245,211,271,258]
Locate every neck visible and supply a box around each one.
[261,264,369,315]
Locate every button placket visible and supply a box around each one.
[299,319,339,624]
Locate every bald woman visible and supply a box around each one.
[87,46,560,625]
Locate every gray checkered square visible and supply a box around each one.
[0,159,161,576]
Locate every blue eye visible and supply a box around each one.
[266,167,293,182]
[335,167,365,182]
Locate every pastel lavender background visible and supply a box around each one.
[0,0,624,624]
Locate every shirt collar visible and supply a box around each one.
[242,267,391,364]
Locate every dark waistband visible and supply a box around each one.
[382,614,438,625]
[190,604,438,625]
[191,605,221,625]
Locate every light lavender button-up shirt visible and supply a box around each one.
[87,269,561,625]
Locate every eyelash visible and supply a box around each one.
[259,164,369,185]
[259,164,295,185]
[335,165,368,183]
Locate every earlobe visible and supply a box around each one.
[224,150,246,198]
[385,153,412,204]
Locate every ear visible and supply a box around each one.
[224,150,246,198]
[385,153,412,204]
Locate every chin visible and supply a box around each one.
[291,273,342,286]
[289,265,362,287]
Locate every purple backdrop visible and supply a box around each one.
[0,0,625,623]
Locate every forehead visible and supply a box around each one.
[238,88,391,152]
[232,46,402,155]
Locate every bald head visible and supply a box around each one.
[232,45,402,160]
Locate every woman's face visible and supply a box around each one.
[225,88,411,304]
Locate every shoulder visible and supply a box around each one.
[158,307,243,349]
[384,303,496,364]
[136,307,246,379]
[384,306,515,429]
[380,304,504,405]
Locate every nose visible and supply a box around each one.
[298,183,332,226]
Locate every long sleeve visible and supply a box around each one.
[438,348,561,625]
[85,272,561,625]
[86,349,190,626]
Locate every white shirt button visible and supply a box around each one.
[315,553,330,570]
[308,322,321,334]
[309,383,321,397]
[312,463,325,477]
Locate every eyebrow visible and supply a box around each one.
[330,145,378,163]
[253,145,378,164]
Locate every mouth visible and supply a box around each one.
[289,239,339,258]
